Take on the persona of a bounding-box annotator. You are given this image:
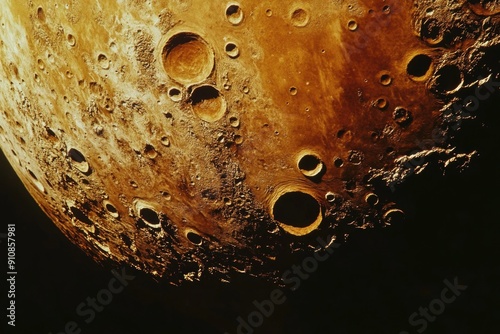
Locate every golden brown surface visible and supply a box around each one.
[0,0,498,283]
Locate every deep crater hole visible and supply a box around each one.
[435,65,462,92]
[187,231,203,245]
[140,208,160,226]
[298,154,321,172]
[68,148,86,164]
[273,191,321,228]
[407,54,433,78]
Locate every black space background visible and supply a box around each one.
[1,93,500,334]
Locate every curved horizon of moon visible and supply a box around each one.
[0,0,498,284]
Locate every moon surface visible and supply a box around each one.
[0,0,498,283]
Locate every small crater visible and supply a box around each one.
[347,20,358,31]
[37,59,45,70]
[226,4,244,25]
[291,8,310,27]
[168,87,182,102]
[348,150,364,165]
[345,180,357,191]
[334,157,344,168]
[67,34,76,47]
[337,129,346,138]
[325,192,337,204]
[393,107,413,126]
[186,229,203,245]
[337,129,353,142]
[97,54,110,70]
[144,144,158,159]
[37,7,46,21]
[365,193,380,206]
[229,116,240,128]
[164,112,174,121]
[289,86,298,96]
[373,97,388,110]
[103,97,115,112]
[383,208,405,225]
[46,127,57,139]
[225,42,240,58]
[161,136,171,147]
[421,18,443,45]
[234,135,244,145]
[298,153,325,179]
[103,200,119,218]
[68,148,91,175]
[379,71,392,86]
[161,191,172,201]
